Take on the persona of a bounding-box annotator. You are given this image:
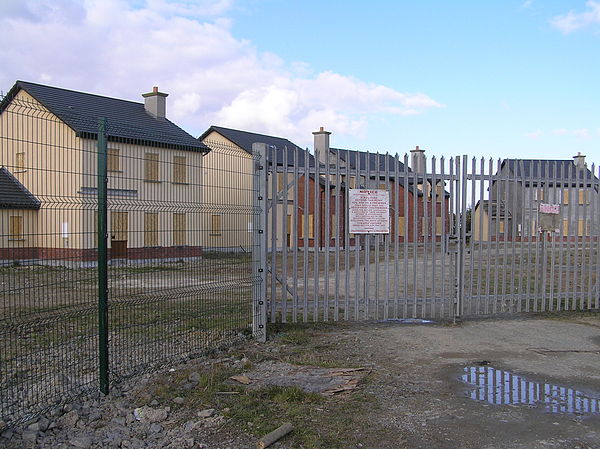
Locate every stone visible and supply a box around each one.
[173,397,185,405]
[133,406,169,423]
[69,436,93,448]
[21,430,37,443]
[149,423,163,433]
[197,408,216,418]
[188,372,201,383]
[0,420,5,432]
[58,410,80,428]
[149,399,159,406]
[111,417,126,426]
[1,430,14,439]
[87,412,102,423]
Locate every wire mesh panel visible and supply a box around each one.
[0,94,99,425]
[104,134,256,380]
[0,93,259,426]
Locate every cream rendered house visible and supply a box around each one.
[200,126,308,251]
[0,81,208,265]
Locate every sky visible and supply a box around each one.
[0,0,599,162]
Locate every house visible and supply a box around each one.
[200,125,319,250]
[201,125,449,249]
[314,128,451,244]
[473,155,599,241]
[0,81,208,265]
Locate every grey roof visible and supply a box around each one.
[0,167,41,209]
[474,200,511,218]
[330,147,409,173]
[0,81,208,152]
[200,125,312,166]
[503,159,597,184]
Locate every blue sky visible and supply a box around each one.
[1,0,599,162]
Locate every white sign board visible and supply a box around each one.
[539,203,560,214]
[349,189,390,234]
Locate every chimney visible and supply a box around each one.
[313,126,331,166]
[410,145,426,173]
[573,151,586,169]
[142,86,168,119]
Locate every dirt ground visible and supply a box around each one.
[3,313,600,449]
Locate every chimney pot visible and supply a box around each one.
[313,127,332,166]
[410,145,426,173]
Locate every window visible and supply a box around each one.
[277,173,284,191]
[379,183,387,190]
[144,213,159,246]
[436,217,443,236]
[15,152,25,172]
[210,214,221,236]
[533,188,544,201]
[108,149,120,172]
[397,216,405,236]
[308,214,314,239]
[499,221,505,233]
[173,155,187,183]
[173,213,187,245]
[531,220,537,236]
[563,220,569,235]
[563,189,569,205]
[9,216,23,240]
[330,214,337,238]
[144,153,159,181]
[578,190,588,205]
[578,219,588,236]
[350,176,356,188]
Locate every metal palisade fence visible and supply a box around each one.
[0,95,259,425]
[256,145,600,323]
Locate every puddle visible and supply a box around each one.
[461,366,600,415]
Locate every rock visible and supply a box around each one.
[149,423,163,433]
[149,400,159,406]
[21,430,37,443]
[133,406,169,423]
[188,372,201,383]
[69,436,93,448]
[173,397,185,405]
[0,420,5,432]
[182,383,194,390]
[58,410,80,428]
[1,430,14,439]
[182,420,195,432]
[197,408,216,418]
[111,417,126,426]
[88,412,102,423]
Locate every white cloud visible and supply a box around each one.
[550,1,600,34]
[551,128,592,139]
[0,0,442,148]
[525,129,543,139]
[521,0,534,9]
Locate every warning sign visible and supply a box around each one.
[539,203,560,214]
[349,189,390,234]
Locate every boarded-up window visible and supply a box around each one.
[379,183,387,190]
[210,214,221,236]
[308,214,314,239]
[299,215,304,238]
[397,216,405,236]
[111,212,128,241]
[9,216,23,240]
[578,219,586,236]
[331,214,337,238]
[173,155,187,183]
[144,213,159,246]
[578,190,587,205]
[499,221,505,233]
[350,176,356,188]
[531,219,537,236]
[145,153,159,181]
[436,217,443,236]
[534,188,544,201]
[563,189,569,205]
[173,213,186,245]
[15,152,25,171]
[108,149,120,172]
[277,173,284,191]
[563,220,569,235]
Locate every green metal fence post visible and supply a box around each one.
[97,117,109,394]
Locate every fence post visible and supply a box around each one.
[97,117,109,394]
[252,143,268,342]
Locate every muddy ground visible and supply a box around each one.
[3,313,600,448]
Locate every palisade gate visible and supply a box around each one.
[251,144,600,339]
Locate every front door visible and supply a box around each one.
[110,212,128,259]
